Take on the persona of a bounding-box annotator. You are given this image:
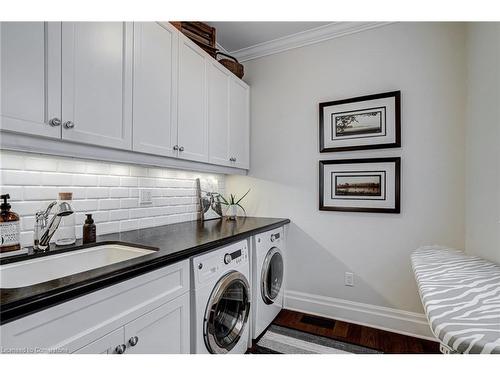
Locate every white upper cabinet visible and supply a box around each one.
[208,61,250,169]
[61,22,133,150]
[208,62,231,166]
[177,36,208,163]
[229,78,250,169]
[0,22,61,138]
[0,22,250,170]
[132,22,178,157]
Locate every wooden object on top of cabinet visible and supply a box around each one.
[61,22,133,150]
[170,21,217,58]
[0,22,61,138]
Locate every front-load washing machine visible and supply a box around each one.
[191,239,251,354]
[251,226,285,339]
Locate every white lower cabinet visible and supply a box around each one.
[0,260,190,354]
[123,293,190,354]
[74,328,124,354]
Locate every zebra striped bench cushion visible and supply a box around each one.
[411,246,500,354]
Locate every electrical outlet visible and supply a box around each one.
[139,189,153,205]
[344,272,354,287]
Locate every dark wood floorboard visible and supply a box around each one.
[269,309,440,354]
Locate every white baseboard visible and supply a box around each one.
[285,290,437,342]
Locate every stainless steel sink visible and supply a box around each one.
[0,244,156,288]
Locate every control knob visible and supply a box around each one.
[224,253,232,265]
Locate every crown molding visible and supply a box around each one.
[230,22,394,63]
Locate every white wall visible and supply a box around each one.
[0,150,223,248]
[465,23,500,264]
[227,23,466,335]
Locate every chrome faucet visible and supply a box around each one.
[34,201,74,251]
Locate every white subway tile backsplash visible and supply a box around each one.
[120,219,139,232]
[23,186,60,200]
[40,172,73,186]
[120,198,138,209]
[98,175,121,186]
[0,150,224,248]
[139,177,155,188]
[109,209,129,221]
[72,199,99,212]
[108,164,129,176]
[99,199,121,210]
[129,166,148,177]
[120,176,138,187]
[85,162,110,175]
[1,170,41,185]
[57,159,87,174]
[25,156,58,171]
[0,153,25,170]
[109,187,130,198]
[73,174,99,186]
[86,187,109,199]
[0,186,23,201]
[98,222,120,235]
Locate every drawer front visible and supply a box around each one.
[1,260,189,353]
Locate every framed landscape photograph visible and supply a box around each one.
[319,91,401,152]
[319,158,401,213]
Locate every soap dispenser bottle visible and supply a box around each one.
[0,194,21,252]
[83,213,96,244]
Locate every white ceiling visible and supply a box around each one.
[206,22,331,53]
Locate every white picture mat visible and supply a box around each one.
[323,162,396,209]
[323,97,396,148]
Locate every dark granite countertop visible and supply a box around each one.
[0,217,289,325]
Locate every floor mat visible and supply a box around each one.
[255,324,382,354]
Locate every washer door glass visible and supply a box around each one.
[204,271,250,354]
[261,248,284,305]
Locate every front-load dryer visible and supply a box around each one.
[251,226,285,339]
[191,240,251,354]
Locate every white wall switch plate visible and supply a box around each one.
[344,272,354,287]
[139,189,153,205]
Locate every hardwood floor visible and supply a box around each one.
[265,309,440,354]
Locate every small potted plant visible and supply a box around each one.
[219,189,250,220]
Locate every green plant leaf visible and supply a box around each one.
[235,189,250,205]
[236,203,247,216]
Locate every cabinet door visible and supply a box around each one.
[208,62,231,166]
[124,293,190,354]
[132,22,178,157]
[228,78,250,169]
[177,36,208,162]
[73,328,124,354]
[0,22,61,138]
[61,22,133,150]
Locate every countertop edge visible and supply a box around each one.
[0,218,290,325]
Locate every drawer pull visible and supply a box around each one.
[128,336,139,347]
[115,344,126,354]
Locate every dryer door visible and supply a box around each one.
[261,247,284,305]
[204,271,250,354]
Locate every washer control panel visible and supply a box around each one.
[194,240,248,284]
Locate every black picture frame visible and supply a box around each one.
[319,91,401,152]
[319,157,401,213]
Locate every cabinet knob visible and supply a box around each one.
[179,146,184,152]
[173,145,179,151]
[63,121,75,129]
[230,157,237,162]
[49,118,61,127]
[115,344,126,354]
[128,336,139,347]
